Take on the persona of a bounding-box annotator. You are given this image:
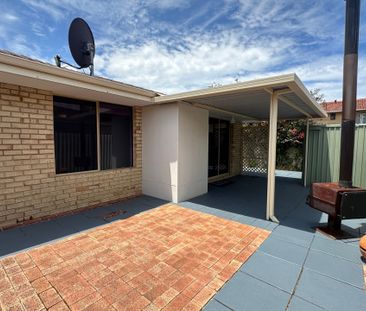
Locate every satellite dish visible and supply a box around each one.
[68,18,95,71]
[54,17,95,76]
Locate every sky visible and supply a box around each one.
[0,0,365,100]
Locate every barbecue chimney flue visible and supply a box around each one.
[339,0,360,188]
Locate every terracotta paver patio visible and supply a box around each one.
[0,203,270,311]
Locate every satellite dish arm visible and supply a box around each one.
[54,55,82,69]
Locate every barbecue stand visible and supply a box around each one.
[307,0,366,237]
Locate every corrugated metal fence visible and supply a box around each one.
[306,124,366,187]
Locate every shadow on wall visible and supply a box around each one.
[0,195,167,258]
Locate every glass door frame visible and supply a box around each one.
[208,117,231,180]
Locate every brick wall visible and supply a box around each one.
[209,122,243,182]
[230,122,243,176]
[0,83,142,229]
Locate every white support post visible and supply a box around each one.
[303,118,310,186]
[266,92,279,222]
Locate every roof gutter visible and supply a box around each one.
[0,52,157,99]
[153,73,297,104]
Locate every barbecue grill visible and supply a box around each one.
[307,0,366,235]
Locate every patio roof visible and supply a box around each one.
[154,74,327,121]
[155,74,327,222]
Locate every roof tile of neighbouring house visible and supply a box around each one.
[321,98,366,113]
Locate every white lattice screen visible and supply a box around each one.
[242,123,269,175]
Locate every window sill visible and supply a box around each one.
[55,166,137,177]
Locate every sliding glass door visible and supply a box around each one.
[208,118,230,177]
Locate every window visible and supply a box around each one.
[356,112,366,125]
[329,113,336,120]
[54,97,133,174]
[100,103,133,169]
[54,97,97,174]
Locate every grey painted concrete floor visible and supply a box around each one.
[1,175,365,310]
[180,176,366,311]
[0,195,167,258]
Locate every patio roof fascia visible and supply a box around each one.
[153,73,328,120]
[0,51,157,105]
[290,74,328,118]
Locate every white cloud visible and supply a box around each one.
[230,0,343,40]
[7,0,366,101]
[20,0,65,20]
[149,0,191,10]
[95,31,295,94]
[4,13,18,22]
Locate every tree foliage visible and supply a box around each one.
[276,88,325,171]
[309,88,325,104]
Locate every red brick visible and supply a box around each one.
[207,277,225,291]
[69,291,102,311]
[83,298,112,311]
[218,260,242,281]
[163,293,191,311]
[235,249,253,262]
[39,288,62,309]
[9,272,29,290]
[48,301,71,311]
[113,290,150,311]
[4,265,22,275]
[143,303,160,311]
[21,294,44,311]
[31,277,51,293]
[182,301,201,311]
[191,285,216,307]
[88,270,119,290]
[1,257,17,268]
[181,280,206,299]
[172,274,195,292]
[0,289,20,308]
[148,262,176,280]
[99,278,133,304]
[24,266,43,282]
[153,287,179,309]
[144,283,169,302]
[62,281,95,306]
[0,277,12,292]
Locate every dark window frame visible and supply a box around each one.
[53,96,134,175]
[329,112,336,120]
